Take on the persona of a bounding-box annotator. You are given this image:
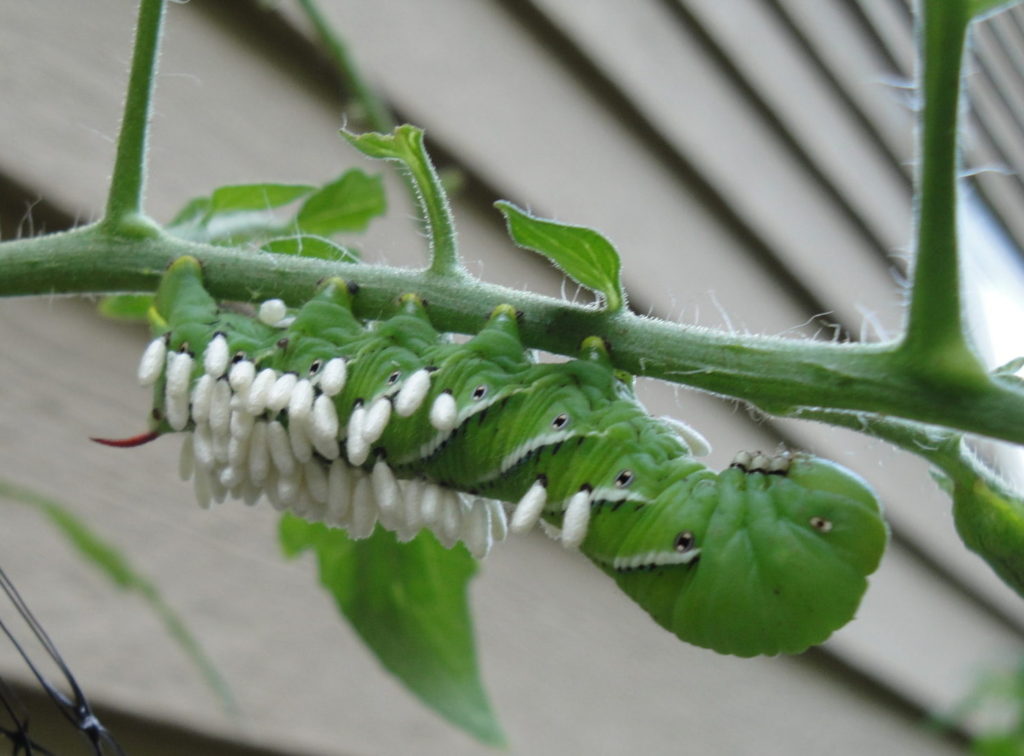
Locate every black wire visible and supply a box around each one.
[0,565,125,755]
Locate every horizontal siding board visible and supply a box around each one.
[778,0,917,182]
[851,0,917,81]
[530,0,906,333]
[682,0,913,261]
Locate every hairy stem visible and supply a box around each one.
[899,0,985,379]
[296,0,395,133]
[102,0,166,237]
[1,226,1022,445]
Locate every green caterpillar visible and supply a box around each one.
[114,257,888,657]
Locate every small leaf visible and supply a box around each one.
[0,479,235,713]
[296,169,386,235]
[263,235,360,263]
[208,183,316,215]
[495,201,626,313]
[166,196,210,229]
[279,516,505,745]
[98,294,153,322]
[341,126,460,274]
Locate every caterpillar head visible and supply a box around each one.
[585,454,888,657]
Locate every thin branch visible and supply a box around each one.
[899,0,986,379]
[101,0,166,236]
[1,226,1023,445]
[296,0,395,133]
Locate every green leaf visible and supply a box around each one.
[341,125,460,275]
[295,169,385,235]
[208,183,316,215]
[98,293,153,321]
[262,235,360,263]
[495,201,626,313]
[0,478,235,713]
[279,516,505,746]
[166,196,210,228]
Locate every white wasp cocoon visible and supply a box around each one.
[267,372,299,413]
[178,434,195,481]
[165,351,193,401]
[486,499,509,542]
[304,459,328,504]
[258,299,288,326]
[288,415,314,464]
[303,489,328,523]
[138,338,167,386]
[348,475,378,539]
[211,425,230,465]
[288,379,315,423]
[461,501,492,559]
[429,391,458,431]
[230,408,255,442]
[228,430,250,471]
[192,425,216,471]
[219,465,244,491]
[193,468,213,511]
[240,479,261,507]
[438,491,464,546]
[372,460,402,528]
[276,472,300,509]
[247,421,270,485]
[346,405,370,466]
[311,395,339,445]
[263,469,282,511]
[208,379,232,438]
[165,393,190,432]
[561,489,593,550]
[511,478,548,534]
[325,459,352,526]
[228,359,256,393]
[209,471,228,505]
[190,374,215,424]
[246,368,277,415]
[395,479,425,541]
[312,434,340,462]
[266,420,296,476]
[319,358,347,397]
[362,397,392,444]
[420,483,444,529]
[394,368,431,417]
[203,334,229,377]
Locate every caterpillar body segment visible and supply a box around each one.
[122,257,888,656]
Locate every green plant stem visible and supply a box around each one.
[296,0,395,133]
[0,478,235,713]
[899,0,984,379]
[2,225,1022,445]
[102,0,166,237]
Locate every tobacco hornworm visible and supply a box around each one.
[108,256,888,657]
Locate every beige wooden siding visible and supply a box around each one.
[1,1,1022,753]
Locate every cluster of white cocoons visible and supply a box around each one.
[137,318,509,559]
